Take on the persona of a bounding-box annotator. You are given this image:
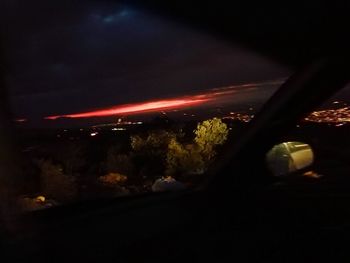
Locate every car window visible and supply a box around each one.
[1,0,290,211]
[268,83,350,185]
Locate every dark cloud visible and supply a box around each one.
[1,0,290,123]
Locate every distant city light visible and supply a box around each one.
[14,118,27,123]
[92,119,144,128]
[304,107,350,125]
[223,112,252,122]
[90,132,98,137]
[112,128,126,131]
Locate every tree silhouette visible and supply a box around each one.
[166,118,228,177]
[166,139,204,176]
[194,117,228,161]
[131,130,177,179]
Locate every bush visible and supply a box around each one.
[194,117,228,161]
[166,118,228,177]
[131,130,177,179]
[166,139,205,176]
[38,159,77,202]
[99,172,127,187]
[105,147,133,176]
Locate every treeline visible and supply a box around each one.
[17,118,229,211]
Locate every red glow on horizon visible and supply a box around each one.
[45,97,209,120]
[44,80,284,120]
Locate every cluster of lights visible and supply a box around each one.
[222,112,254,123]
[182,113,196,117]
[117,121,143,125]
[92,120,143,129]
[304,106,350,125]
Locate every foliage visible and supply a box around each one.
[37,159,76,202]
[53,142,86,176]
[166,118,228,177]
[99,172,128,187]
[105,146,133,176]
[166,139,205,176]
[194,117,228,161]
[131,130,176,153]
[131,130,177,178]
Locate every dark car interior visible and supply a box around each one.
[1,0,350,262]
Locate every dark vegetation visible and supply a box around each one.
[15,117,232,211]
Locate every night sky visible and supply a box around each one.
[1,0,290,127]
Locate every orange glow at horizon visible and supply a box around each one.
[45,97,210,120]
[44,80,283,120]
